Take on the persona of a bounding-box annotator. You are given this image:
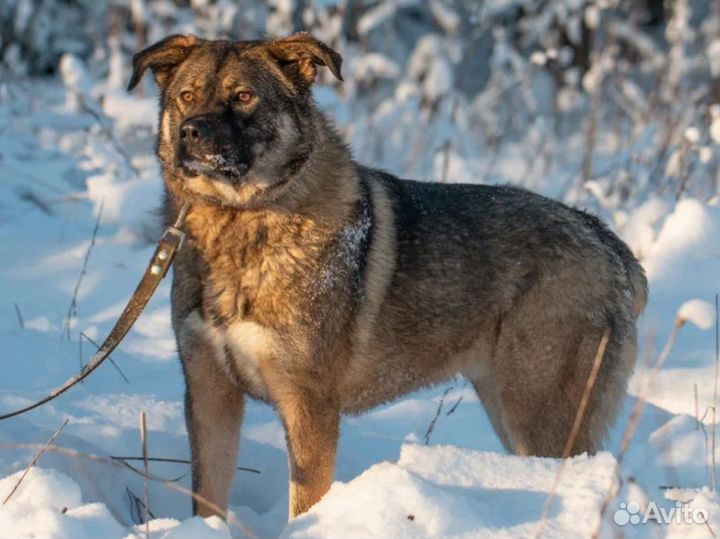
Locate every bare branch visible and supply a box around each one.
[111,456,260,474]
[423,386,453,445]
[63,202,104,340]
[80,332,129,384]
[592,317,687,539]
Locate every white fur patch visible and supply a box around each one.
[225,321,274,396]
[185,177,215,197]
[210,179,244,204]
[183,310,275,398]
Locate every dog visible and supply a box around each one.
[127,33,647,519]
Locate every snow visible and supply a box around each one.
[408,35,454,102]
[353,53,400,83]
[678,300,716,331]
[530,51,548,66]
[0,468,127,539]
[283,446,616,539]
[644,198,720,280]
[103,93,158,132]
[162,516,231,539]
[357,1,399,36]
[684,127,701,144]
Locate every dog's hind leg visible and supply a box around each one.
[492,321,635,457]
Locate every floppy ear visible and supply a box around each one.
[267,32,343,86]
[127,34,201,91]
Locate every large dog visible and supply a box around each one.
[127,33,647,519]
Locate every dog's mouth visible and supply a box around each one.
[179,154,250,180]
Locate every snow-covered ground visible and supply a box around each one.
[1,62,720,539]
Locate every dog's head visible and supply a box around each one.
[128,33,342,208]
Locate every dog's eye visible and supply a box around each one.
[234,91,253,104]
[180,91,195,103]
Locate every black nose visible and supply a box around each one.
[180,117,212,144]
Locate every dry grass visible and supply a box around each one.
[140,411,150,539]
[2,419,69,505]
[591,316,688,539]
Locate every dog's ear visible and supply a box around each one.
[267,33,343,87]
[127,34,201,91]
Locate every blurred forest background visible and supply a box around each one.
[2,0,720,241]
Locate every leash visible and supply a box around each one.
[0,202,191,421]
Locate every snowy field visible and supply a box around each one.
[1,4,720,538]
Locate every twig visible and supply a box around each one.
[111,456,260,474]
[127,487,156,525]
[592,317,687,539]
[13,303,24,329]
[423,386,452,445]
[446,395,464,416]
[2,419,69,505]
[112,458,186,483]
[533,329,610,539]
[445,380,468,417]
[63,202,103,340]
[80,332,129,384]
[107,454,184,482]
[0,442,258,539]
[140,411,150,539]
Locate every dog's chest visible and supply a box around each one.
[187,209,329,326]
[188,311,275,399]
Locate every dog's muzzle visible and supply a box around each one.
[179,116,250,179]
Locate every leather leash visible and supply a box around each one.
[0,202,191,421]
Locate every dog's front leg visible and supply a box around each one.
[277,390,339,517]
[183,352,244,518]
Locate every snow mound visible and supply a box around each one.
[282,444,617,539]
[160,516,231,539]
[0,467,126,539]
[643,198,720,281]
[0,468,235,539]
